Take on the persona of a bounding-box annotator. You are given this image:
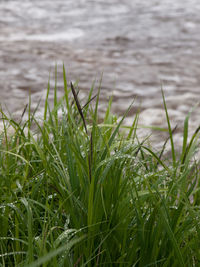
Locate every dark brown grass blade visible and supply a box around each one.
[21,104,28,120]
[70,82,88,134]
[19,104,28,125]
[70,90,80,108]
[82,94,98,110]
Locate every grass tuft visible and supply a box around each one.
[0,68,200,266]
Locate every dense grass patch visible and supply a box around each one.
[1,66,200,266]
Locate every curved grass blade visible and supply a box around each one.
[161,88,176,167]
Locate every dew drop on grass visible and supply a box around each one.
[64,214,70,230]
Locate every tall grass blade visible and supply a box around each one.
[161,88,176,167]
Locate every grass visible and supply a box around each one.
[0,65,200,266]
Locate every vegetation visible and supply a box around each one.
[0,66,200,266]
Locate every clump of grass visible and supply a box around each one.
[0,66,200,266]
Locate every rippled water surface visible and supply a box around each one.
[1,0,200,149]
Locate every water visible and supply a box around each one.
[1,0,200,150]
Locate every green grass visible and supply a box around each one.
[0,66,200,266]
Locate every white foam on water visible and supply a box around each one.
[0,29,84,42]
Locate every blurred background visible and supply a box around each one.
[1,0,200,149]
